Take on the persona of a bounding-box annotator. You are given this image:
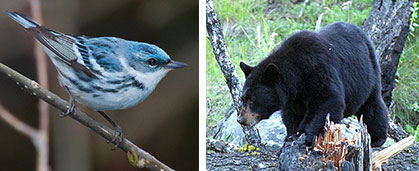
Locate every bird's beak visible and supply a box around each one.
[165,60,188,69]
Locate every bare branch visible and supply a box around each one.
[372,136,415,170]
[315,12,326,30]
[0,62,174,171]
[0,104,39,141]
[298,0,309,18]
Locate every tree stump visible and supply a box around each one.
[279,116,372,171]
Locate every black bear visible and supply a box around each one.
[237,22,389,147]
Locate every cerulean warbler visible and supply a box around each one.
[7,11,187,148]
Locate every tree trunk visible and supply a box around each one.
[361,0,414,108]
[206,0,262,145]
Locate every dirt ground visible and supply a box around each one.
[207,151,279,170]
[379,143,419,171]
[206,142,419,170]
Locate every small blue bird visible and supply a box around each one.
[7,11,188,148]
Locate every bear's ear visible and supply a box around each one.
[263,63,279,84]
[240,62,254,78]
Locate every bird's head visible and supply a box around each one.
[125,42,188,74]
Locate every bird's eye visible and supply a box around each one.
[148,58,157,66]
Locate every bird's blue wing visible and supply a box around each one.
[7,11,96,78]
[84,37,123,73]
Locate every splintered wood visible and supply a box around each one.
[312,115,367,171]
[312,115,415,171]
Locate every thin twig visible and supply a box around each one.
[298,0,309,18]
[315,12,326,30]
[28,1,50,171]
[0,62,174,171]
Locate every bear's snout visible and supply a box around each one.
[237,105,261,127]
[237,107,247,125]
[237,116,245,125]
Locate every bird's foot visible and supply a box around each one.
[60,102,75,118]
[61,86,75,118]
[107,125,124,150]
[98,111,124,150]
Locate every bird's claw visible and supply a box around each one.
[107,126,124,150]
[60,102,75,118]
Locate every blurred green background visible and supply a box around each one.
[206,0,419,136]
[0,0,198,170]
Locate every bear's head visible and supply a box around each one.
[238,61,285,127]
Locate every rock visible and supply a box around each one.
[209,107,247,146]
[210,109,286,149]
[209,109,396,149]
[257,112,287,150]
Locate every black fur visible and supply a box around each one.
[240,22,389,147]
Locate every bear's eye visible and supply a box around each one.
[248,99,254,105]
[242,95,252,103]
[148,58,157,66]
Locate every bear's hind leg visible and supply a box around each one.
[357,90,389,147]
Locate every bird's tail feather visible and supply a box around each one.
[6,11,40,29]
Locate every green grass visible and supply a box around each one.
[392,1,419,131]
[206,0,418,132]
[392,32,419,129]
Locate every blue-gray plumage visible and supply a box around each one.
[7,11,187,110]
[7,11,187,148]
